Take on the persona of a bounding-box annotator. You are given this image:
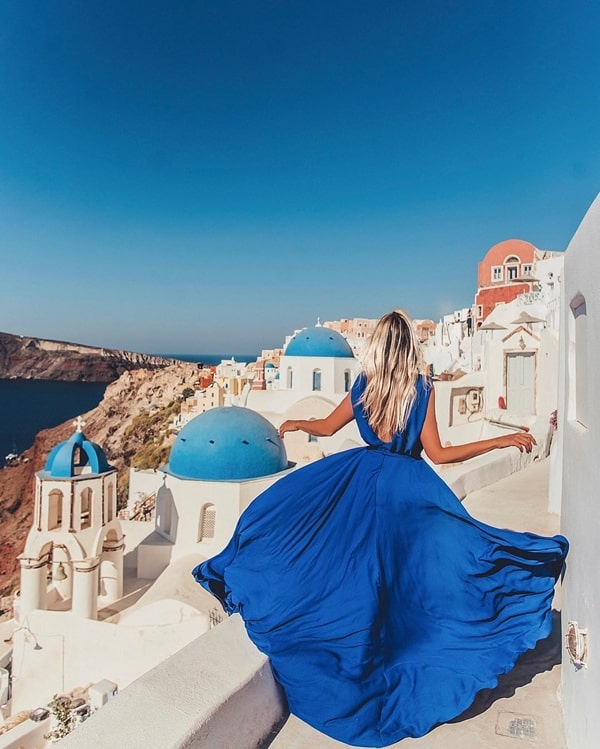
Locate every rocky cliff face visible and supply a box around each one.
[0,361,201,600]
[0,331,177,382]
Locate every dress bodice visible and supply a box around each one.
[351,372,431,458]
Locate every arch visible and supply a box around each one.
[569,293,588,427]
[98,527,124,601]
[80,487,92,529]
[312,368,322,392]
[198,503,217,541]
[286,366,293,389]
[156,486,175,538]
[504,255,521,264]
[48,489,64,531]
[105,482,114,523]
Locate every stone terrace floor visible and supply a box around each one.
[267,458,567,749]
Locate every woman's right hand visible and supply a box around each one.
[279,420,299,438]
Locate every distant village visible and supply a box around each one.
[0,232,584,748]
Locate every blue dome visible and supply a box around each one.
[44,430,112,478]
[284,327,354,358]
[166,407,288,481]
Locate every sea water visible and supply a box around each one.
[0,380,107,460]
[0,353,259,460]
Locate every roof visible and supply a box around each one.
[165,406,288,481]
[43,429,112,478]
[284,326,354,358]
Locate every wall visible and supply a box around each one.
[55,615,287,749]
[9,607,207,714]
[558,193,600,749]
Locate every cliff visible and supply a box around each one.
[0,361,202,600]
[0,331,177,382]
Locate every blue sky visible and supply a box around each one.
[1,1,599,354]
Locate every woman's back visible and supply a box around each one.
[352,372,431,458]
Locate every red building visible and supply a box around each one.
[475,239,537,325]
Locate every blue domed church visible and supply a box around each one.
[244,323,363,465]
[136,407,292,579]
[279,323,356,393]
[18,418,124,622]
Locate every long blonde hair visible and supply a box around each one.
[359,309,426,439]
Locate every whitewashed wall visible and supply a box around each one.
[557,193,600,749]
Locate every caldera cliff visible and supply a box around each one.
[0,331,177,382]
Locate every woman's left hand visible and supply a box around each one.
[497,432,537,453]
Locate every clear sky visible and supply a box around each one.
[1,1,599,354]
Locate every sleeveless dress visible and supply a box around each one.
[192,374,568,748]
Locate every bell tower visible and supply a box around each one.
[17,417,124,621]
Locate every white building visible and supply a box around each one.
[6,408,293,724]
[246,324,363,463]
[553,192,600,749]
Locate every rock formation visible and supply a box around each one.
[0,331,177,382]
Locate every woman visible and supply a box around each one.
[193,310,568,748]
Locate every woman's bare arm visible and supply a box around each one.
[420,387,536,465]
[278,394,355,438]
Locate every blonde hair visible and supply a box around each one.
[359,309,426,439]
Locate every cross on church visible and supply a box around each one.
[73,415,86,433]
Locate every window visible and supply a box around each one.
[312,369,322,391]
[492,266,503,282]
[199,504,216,540]
[308,434,318,443]
[344,369,351,392]
[523,264,533,276]
[507,265,519,280]
[286,367,293,389]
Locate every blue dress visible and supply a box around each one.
[192,374,568,747]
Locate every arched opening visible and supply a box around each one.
[312,369,322,392]
[570,294,588,427]
[156,487,174,537]
[99,528,122,602]
[198,503,216,541]
[80,487,92,529]
[504,255,521,281]
[105,483,114,523]
[48,490,64,531]
[287,367,293,389]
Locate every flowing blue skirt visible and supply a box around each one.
[193,447,568,747]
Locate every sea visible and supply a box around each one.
[0,353,258,462]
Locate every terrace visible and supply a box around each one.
[54,457,565,749]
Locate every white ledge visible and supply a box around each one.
[57,614,287,749]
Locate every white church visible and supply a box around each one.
[2,324,364,734]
